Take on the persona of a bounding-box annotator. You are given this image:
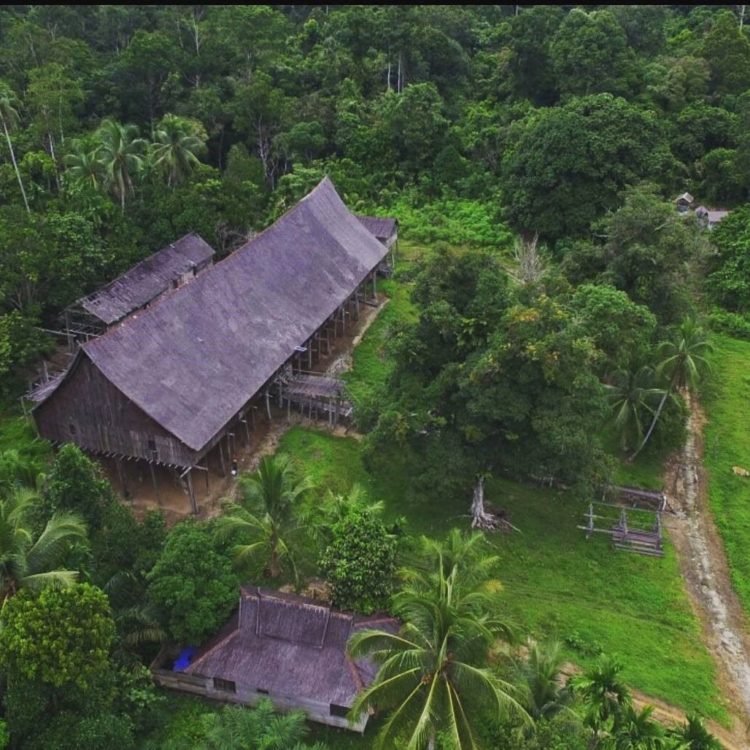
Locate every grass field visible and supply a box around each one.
[704,335,750,618]
[279,426,724,725]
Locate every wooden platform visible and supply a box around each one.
[611,525,664,557]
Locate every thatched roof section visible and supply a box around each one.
[356,215,398,243]
[185,587,397,709]
[39,178,388,453]
[78,233,215,325]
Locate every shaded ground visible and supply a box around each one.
[663,394,750,745]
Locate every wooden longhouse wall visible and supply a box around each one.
[33,352,197,467]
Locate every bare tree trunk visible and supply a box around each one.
[740,4,746,30]
[2,118,30,213]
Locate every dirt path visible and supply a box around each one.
[662,394,750,746]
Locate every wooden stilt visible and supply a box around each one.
[187,469,197,515]
[308,341,312,369]
[149,462,160,505]
[218,440,227,477]
[116,456,128,498]
[265,389,272,420]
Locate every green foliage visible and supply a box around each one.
[550,9,636,97]
[44,442,112,532]
[202,699,328,750]
[146,520,237,645]
[25,712,135,750]
[90,503,165,586]
[319,507,397,613]
[216,454,313,582]
[707,309,750,339]
[0,486,87,602]
[0,583,114,689]
[501,96,674,239]
[349,557,527,749]
[706,206,750,313]
[562,185,703,323]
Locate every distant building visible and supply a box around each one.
[151,587,397,732]
[695,205,729,230]
[675,192,694,213]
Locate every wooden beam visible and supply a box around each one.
[149,462,161,506]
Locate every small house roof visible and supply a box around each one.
[356,215,398,241]
[184,587,397,709]
[675,192,694,204]
[78,233,215,325]
[695,206,729,223]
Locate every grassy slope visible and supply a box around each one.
[280,427,723,723]
[704,335,750,615]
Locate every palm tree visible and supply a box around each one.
[151,114,206,187]
[668,714,722,750]
[612,704,666,750]
[216,455,313,581]
[0,487,87,604]
[515,640,573,722]
[203,699,327,750]
[64,138,103,190]
[572,655,631,747]
[405,528,500,588]
[103,570,165,652]
[604,366,667,453]
[0,81,31,213]
[96,118,147,211]
[348,563,528,750]
[632,318,713,459]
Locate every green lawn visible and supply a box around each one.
[704,335,750,617]
[279,426,724,723]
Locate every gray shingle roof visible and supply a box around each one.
[185,587,397,709]
[79,233,215,325]
[76,178,388,452]
[356,215,397,242]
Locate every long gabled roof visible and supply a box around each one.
[40,178,389,453]
[78,233,215,325]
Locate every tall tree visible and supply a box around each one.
[0,81,31,213]
[604,366,666,453]
[151,113,206,187]
[216,454,312,580]
[515,641,574,722]
[348,561,527,749]
[632,318,712,458]
[573,656,631,746]
[0,487,86,604]
[95,118,147,211]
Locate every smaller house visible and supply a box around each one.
[152,587,397,732]
[356,215,399,249]
[674,192,694,213]
[64,232,215,340]
[695,205,729,230]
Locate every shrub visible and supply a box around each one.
[319,508,397,614]
[146,521,238,645]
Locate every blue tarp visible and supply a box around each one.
[173,646,197,672]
